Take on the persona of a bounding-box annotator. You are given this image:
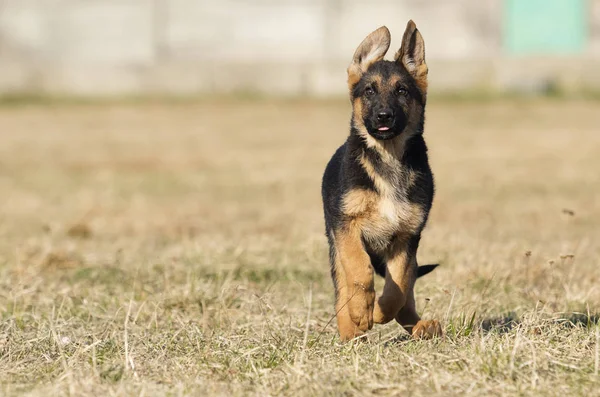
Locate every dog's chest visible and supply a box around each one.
[361,189,422,249]
[342,173,424,253]
[377,193,402,224]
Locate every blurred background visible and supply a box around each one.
[1,0,600,97]
[1,2,600,394]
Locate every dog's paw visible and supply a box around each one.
[347,286,375,332]
[411,319,443,340]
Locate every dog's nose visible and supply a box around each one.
[377,111,394,123]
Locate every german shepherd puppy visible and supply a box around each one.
[321,21,441,341]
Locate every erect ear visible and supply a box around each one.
[394,20,428,94]
[347,26,391,89]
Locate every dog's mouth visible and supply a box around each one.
[375,118,395,132]
[368,112,408,140]
[363,112,407,140]
[370,127,398,140]
[369,122,399,140]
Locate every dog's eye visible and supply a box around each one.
[364,87,375,97]
[397,87,408,96]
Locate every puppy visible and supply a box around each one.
[321,21,441,341]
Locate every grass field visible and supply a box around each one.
[0,98,599,396]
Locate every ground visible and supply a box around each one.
[0,98,599,396]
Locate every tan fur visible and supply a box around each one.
[341,173,423,328]
[358,153,390,194]
[347,69,362,90]
[347,26,391,90]
[345,150,423,256]
[411,320,443,339]
[345,87,428,333]
[333,223,375,340]
[387,75,403,90]
[342,182,423,248]
[342,188,378,216]
[371,74,383,88]
[412,64,428,94]
[332,21,440,341]
[331,248,362,341]
[395,289,421,330]
[395,20,428,97]
[393,289,442,339]
[373,237,416,323]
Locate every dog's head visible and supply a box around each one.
[348,21,428,141]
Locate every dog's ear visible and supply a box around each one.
[395,20,428,94]
[347,26,391,88]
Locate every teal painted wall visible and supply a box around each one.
[505,0,588,54]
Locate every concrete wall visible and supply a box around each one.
[0,0,599,96]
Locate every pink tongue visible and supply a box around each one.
[378,127,390,131]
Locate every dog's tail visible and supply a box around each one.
[416,264,439,278]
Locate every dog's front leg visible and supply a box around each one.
[373,237,414,324]
[395,289,442,339]
[372,235,443,339]
[334,223,374,341]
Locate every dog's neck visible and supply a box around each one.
[348,128,420,197]
[348,118,427,197]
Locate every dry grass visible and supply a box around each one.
[0,98,599,396]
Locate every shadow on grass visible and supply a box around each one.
[481,312,519,333]
[482,312,600,334]
[480,312,600,334]
[384,311,600,344]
